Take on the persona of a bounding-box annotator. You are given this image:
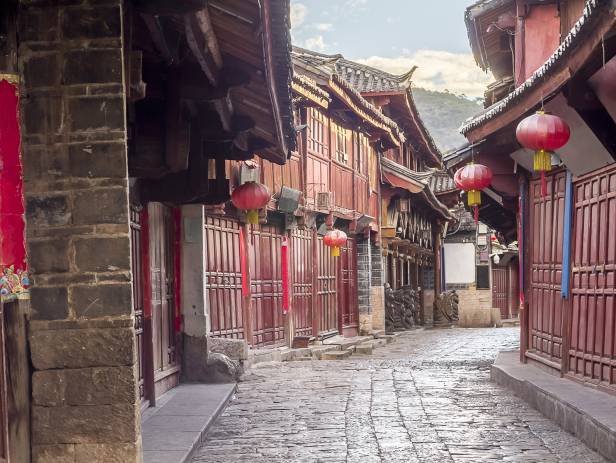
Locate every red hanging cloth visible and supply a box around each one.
[281,236,289,314]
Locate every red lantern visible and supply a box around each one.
[323,229,347,257]
[231,181,271,225]
[454,162,493,223]
[516,111,570,195]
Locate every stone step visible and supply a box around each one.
[381,334,396,344]
[371,338,387,348]
[280,347,311,362]
[371,330,386,339]
[309,345,341,360]
[354,342,373,355]
[321,350,352,360]
[291,356,313,362]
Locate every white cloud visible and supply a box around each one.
[290,3,307,29]
[356,50,491,97]
[313,23,333,32]
[303,35,327,51]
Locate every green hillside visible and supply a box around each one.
[412,87,483,154]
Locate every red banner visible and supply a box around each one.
[281,236,289,314]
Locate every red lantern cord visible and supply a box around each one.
[474,206,479,224]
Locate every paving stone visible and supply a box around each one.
[191,328,607,463]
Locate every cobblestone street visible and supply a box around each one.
[192,328,606,462]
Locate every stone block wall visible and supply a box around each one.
[456,287,495,328]
[18,1,140,461]
[370,243,385,331]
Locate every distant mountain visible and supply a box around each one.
[411,87,483,154]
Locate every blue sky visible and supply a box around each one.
[291,0,491,96]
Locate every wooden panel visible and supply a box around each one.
[291,229,314,337]
[528,170,567,369]
[339,237,359,336]
[569,165,616,391]
[492,267,509,319]
[250,225,285,346]
[261,154,302,196]
[148,203,180,398]
[332,164,354,211]
[354,176,369,215]
[317,235,337,333]
[306,155,329,206]
[205,216,244,339]
[509,262,520,318]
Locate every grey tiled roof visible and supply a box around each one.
[428,170,457,194]
[292,47,415,94]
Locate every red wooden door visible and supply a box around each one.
[569,165,616,392]
[317,235,337,333]
[492,267,509,319]
[148,203,180,398]
[251,225,285,346]
[528,170,567,369]
[509,262,520,318]
[291,229,314,337]
[339,237,359,336]
[204,216,244,339]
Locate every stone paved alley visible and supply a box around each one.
[192,328,606,463]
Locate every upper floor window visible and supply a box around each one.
[335,124,349,164]
[356,133,369,175]
[308,108,327,156]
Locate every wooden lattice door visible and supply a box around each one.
[291,229,314,337]
[339,237,358,336]
[528,170,567,369]
[148,203,180,398]
[492,267,509,319]
[569,165,616,391]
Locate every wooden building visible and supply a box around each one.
[458,0,616,393]
[0,0,296,461]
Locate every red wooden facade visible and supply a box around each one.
[461,0,616,394]
[569,165,616,390]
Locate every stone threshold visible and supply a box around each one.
[142,383,237,463]
[492,351,616,462]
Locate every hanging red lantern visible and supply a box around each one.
[231,181,271,225]
[454,162,493,223]
[516,111,570,195]
[323,229,347,257]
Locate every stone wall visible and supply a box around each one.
[456,287,499,328]
[19,1,140,461]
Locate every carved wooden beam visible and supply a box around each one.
[184,12,220,86]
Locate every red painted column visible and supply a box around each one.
[0,77,27,297]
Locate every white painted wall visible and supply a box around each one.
[444,242,476,285]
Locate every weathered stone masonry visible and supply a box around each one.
[19,1,139,461]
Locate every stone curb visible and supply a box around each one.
[491,351,616,462]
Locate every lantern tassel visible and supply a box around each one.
[331,246,340,257]
[541,172,547,197]
[474,205,479,224]
[246,209,259,225]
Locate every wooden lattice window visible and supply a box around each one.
[335,124,349,164]
[356,133,369,175]
[308,107,327,156]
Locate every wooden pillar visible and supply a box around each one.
[433,225,443,297]
[241,224,254,345]
[4,300,30,463]
[311,228,320,337]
